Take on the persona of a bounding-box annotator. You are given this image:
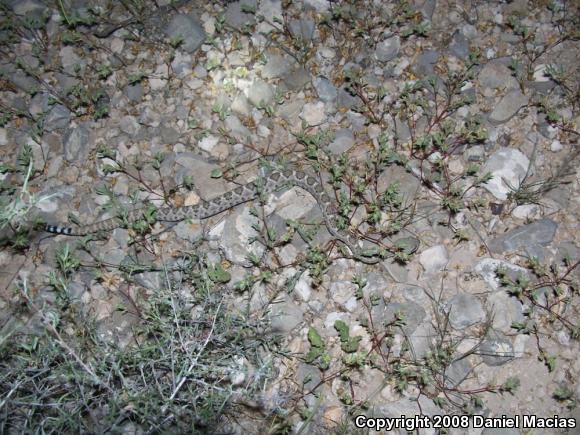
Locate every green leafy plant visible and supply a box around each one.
[305,327,331,370]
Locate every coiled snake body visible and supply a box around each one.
[45,169,380,263]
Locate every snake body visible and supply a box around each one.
[44,169,375,262]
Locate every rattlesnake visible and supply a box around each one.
[45,169,382,264]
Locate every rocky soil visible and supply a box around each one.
[0,0,578,433]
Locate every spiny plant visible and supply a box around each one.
[2,249,274,432]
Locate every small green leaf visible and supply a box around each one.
[208,263,231,283]
[307,327,324,349]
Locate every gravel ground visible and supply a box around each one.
[0,0,578,433]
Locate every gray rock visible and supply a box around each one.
[474,258,529,291]
[489,89,529,123]
[5,98,27,119]
[10,69,39,93]
[445,358,472,388]
[165,14,206,54]
[10,0,45,15]
[224,0,257,29]
[512,204,539,220]
[38,184,76,218]
[375,36,400,62]
[419,0,437,19]
[171,51,192,77]
[45,104,71,131]
[408,321,436,359]
[197,135,219,154]
[277,99,302,124]
[219,206,264,264]
[313,76,338,103]
[231,94,252,116]
[112,228,130,248]
[482,148,530,200]
[173,154,228,196]
[488,219,558,254]
[10,0,48,30]
[336,87,359,110]
[20,54,40,70]
[549,139,563,152]
[270,297,304,332]
[478,62,519,91]
[445,293,485,329]
[55,72,79,93]
[262,54,295,79]
[60,46,85,74]
[289,18,315,42]
[394,115,412,141]
[362,272,390,296]
[160,125,180,144]
[257,0,283,33]
[413,50,439,77]
[193,64,207,78]
[280,67,310,92]
[273,184,319,224]
[383,258,411,282]
[29,92,50,116]
[138,106,160,127]
[330,281,358,312]
[67,281,86,301]
[346,111,366,132]
[465,145,485,162]
[487,291,525,332]
[294,274,312,301]
[419,245,448,274]
[449,31,469,59]
[303,0,330,12]
[557,242,579,270]
[263,213,291,246]
[300,101,326,126]
[327,129,354,154]
[224,115,252,141]
[523,243,550,262]
[381,301,426,335]
[0,128,7,146]
[133,272,163,291]
[104,247,126,265]
[173,219,203,243]
[296,363,321,390]
[544,186,571,209]
[119,115,140,136]
[377,165,421,207]
[537,117,558,139]
[480,330,514,366]
[247,80,274,107]
[63,123,91,162]
[125,83,143,102]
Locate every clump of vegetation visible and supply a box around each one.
[0,0,577,432]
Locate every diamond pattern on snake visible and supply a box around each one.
[44,169,379,263]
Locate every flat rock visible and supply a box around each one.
[224,0,257,29]
[419,245,448,274]
[482,148,529,200]
[375,36,400,62]
[445,293,485,329]
[489,89,529,123]
[164,14,206,54]
[488,219,558,254]
[474,258,530,291]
